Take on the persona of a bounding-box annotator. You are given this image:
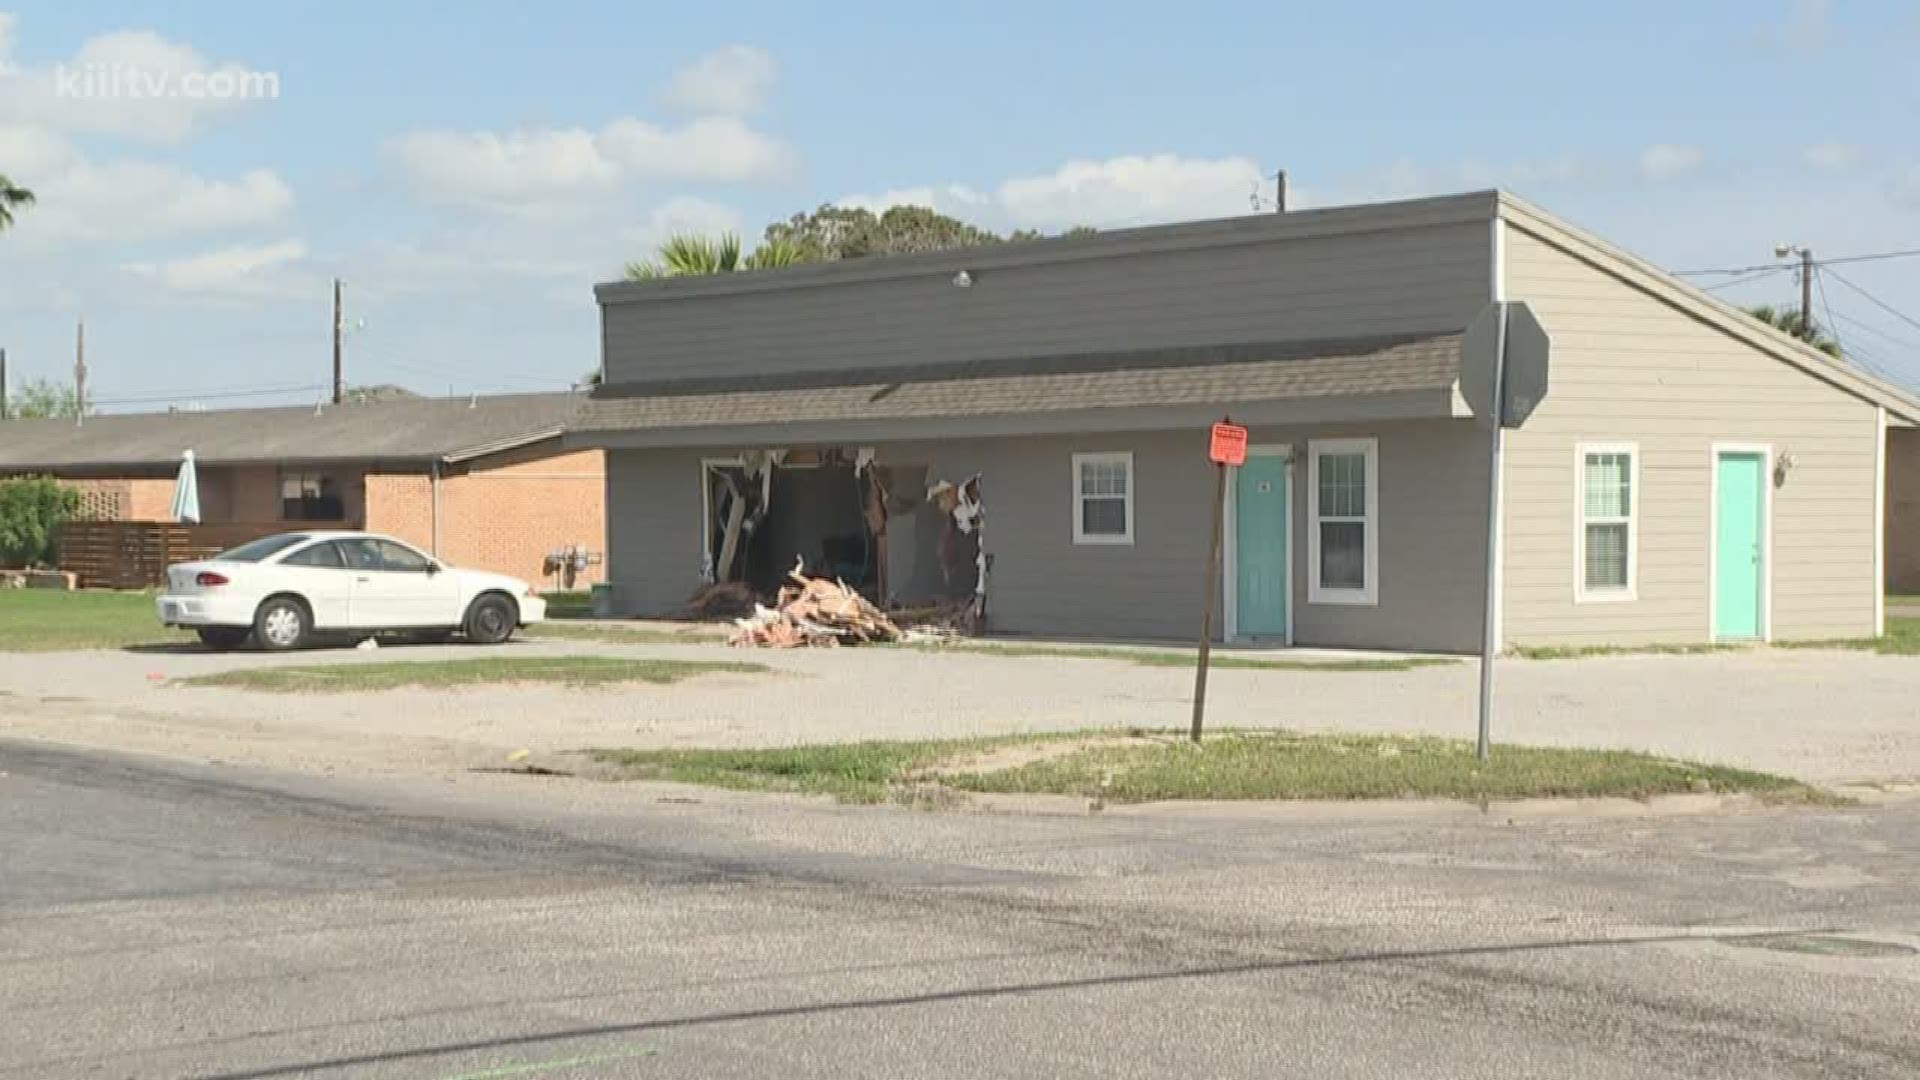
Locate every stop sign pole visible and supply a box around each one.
[1192,418,1248,743]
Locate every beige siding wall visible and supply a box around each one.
[604,424,1488,651]
[1500,222,1880,646]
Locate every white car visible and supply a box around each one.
[157,531,547,651]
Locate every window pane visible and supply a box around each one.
[1080,460,1127,498]
[215,534,310,562]
[1081,497,1128,537]
[1319,521,1366,590]
[338,539,385,571]
[1585,522,1629,589]
[1318,452,1366,518]
[1584,453,1630,518]
[282,541,345,568]
[375,540,433,572]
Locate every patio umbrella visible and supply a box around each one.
[170,450,201,524]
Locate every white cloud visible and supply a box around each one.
[0,17,277,144]
[835,183,991,216]
[997,154,1264,228]
[1804,142,1866,171]
[121,238,309,296]
[1639,143,1705,181]
[361,195,746,300]
[662,45,776,115]
[837,155,1264,231]
[7,151,292,248]
[1753,0,1830,53]
[387,116,792,213]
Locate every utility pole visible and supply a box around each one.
[1274,169,1288,213]
[1800,247,1816,343]
[331,278,345,404]
[74,318,87,426]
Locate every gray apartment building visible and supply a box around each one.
[569,190,1919,652]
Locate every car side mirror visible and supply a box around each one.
[424,563,441,574]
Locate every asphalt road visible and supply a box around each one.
[4,740,1918,1080]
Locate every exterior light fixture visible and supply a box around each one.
[952,270,973,288]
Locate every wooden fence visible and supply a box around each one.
[57,521,349,589]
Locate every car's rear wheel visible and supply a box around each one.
[195,626,251,651]
[463,594,517,645]
[253,596,311,651]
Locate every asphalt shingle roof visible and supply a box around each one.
[0,391,588,471]
[573,333,1462,434]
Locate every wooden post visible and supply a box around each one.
[1190,460,1228,743]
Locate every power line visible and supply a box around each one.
[1829,309,1920,354]
[1703,267,1792,292]
[89,383,325,407]
[1824,268,1920,336]
[1816,268,1844,356]
[1676,246,1920,277]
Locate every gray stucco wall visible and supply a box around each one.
[599,198,1495,387]
[604,422,1489,652]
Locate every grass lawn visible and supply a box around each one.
[531,621,730,646]
[0,589,185,651]
[903,641,1455,672]
[177,656,766,692]
[541,590,594,618]
[1777,616,1920,655]
[587,730,1826,806]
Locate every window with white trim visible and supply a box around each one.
[1576,443,1637,601]
[1307,438,1377,604]
[1071,452,1133,544]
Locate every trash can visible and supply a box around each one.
[589,582,614,618]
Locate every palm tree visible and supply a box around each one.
[1746,305,1841,358]
[625,233,814,280]
[0,174,34,232]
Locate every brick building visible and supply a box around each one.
[0,392,606,588]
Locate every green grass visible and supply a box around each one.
[903,641,1454,672]
[530,621,730,645]
[177,656,767,693]
[1886,594,1920,606]
[0,589,186,651]
[588,730,1827,806]
[1511,641,1750,660]
[541,590,594,618]
[1777,616,1920,655]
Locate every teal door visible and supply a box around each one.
[1234,454,1290,639]
[1714,452,1766,640]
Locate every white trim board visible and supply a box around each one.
[1573,441,1640,604]
[1222,444,1295,645]
[1876,407,1888,638]
[1707,442,1775,643]
[1306,436,1379,606]
[1070,450,1135,546]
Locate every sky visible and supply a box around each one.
[1,0,1918,411]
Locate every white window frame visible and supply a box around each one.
[1307,437,1378,606]
[1574,441,1639,603]
[1071,451,1134,546]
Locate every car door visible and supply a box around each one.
[274,540,355,628]
[341,538,459,628]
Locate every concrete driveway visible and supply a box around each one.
[0,637,1915,787]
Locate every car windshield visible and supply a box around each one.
[213,534,312,563]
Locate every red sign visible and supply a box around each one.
[1208,422,1249,466]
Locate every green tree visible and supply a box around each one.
[0,174,33,232]
[6,378,83,419]
[624,233,816,281]
[1746,305,1841,358]
[0,477,80,567]
[763,205,1011,261]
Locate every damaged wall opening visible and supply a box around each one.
[697,449,987,630]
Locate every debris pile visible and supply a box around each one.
[729,561,905,647]
[676,580,758,620]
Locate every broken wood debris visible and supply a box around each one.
[729,559,905,648]
[676,580,758,620]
